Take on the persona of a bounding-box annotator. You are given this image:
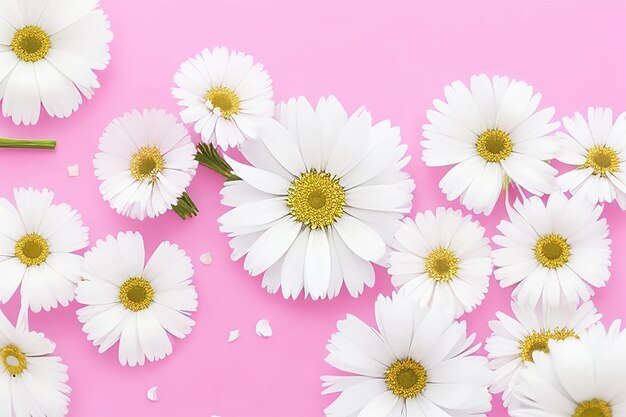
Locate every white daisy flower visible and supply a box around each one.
[0,309,70,417]
[322,292,492,417]
[0,0,113,125]
[388,207,492,318]
[76,231,198,367]
[0,188,88,312]
[485,300,601,407]
[557,107,626,209]
[509,320,626,417]
[172,46,274,150]
[218,96,415,300]
[422,74,560,215]
[94,109,199,220]
[493,193,611,308]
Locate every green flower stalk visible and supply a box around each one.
[0,137,56,150]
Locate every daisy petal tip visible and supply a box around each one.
[147,386,158,402]
[227,329,240,343]
[255,319,273,338]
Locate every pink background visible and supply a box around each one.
[2,0,626,415]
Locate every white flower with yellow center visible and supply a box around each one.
[76,231,198,367]
[0,188,88,312]
[388,207,492,318]
[493,193,611,308]
[322,292,492,417]
[172,47,274,150]
[0,0,113,125]
[218,96,415,300]
[94,109,198,220]
[485,300,600,407]
[509,321,626,417]
[0,309,70,417]
[422,74,560,215]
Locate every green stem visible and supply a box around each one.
[172,192,199,220]
[195,143,240,181]
[0,138,56,150]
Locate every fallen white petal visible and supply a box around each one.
[147,386,158,401]
[227,329,240,342]
[200,252,213,265]
[256,319,273,338]
[67,164,79,177]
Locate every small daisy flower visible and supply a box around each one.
[493,193,611,308]
[509,321,626,417]
[94,109,198,220]
[0,0,113,125]
[557,107,626,209]
[388,207,492,318]
[76,231,198,367]
[322,292,492,417]
[485,300,601,406]
[172,47,274,150]
[422,74,560,215]
[0,188,88,312]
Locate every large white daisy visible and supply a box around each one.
[557,107,626,209]
[485,300,601,407]
[493,193,611,308]
[0,187,88,312]
[172,46,274,150]
[509,321,626,417]
[322,292,492,417]
[388,207,492,318]
[422,74,560,215]
[218,96,415,300]
[0,0,113,125]
[94,109,199,220]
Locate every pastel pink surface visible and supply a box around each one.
[1,0,626,415]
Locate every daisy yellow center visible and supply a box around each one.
[15,233,50,266]
[534,234,570,269]
[573,399,612,417]
[519,328,578,363]
[11,26,51,62]
[205,86,240,119]
[130,146,165,182]
[119,277,154,312]
[476,129,513,162]
[581,146,619,177]
[424,247,459,282]
[1,344,27,376]
[385,358,427,399]
[287,170,346,229]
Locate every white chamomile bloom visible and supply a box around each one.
[0,309,70,417]
[388,207,492,318]
[322,292,492,417]
[0,0,113,125]
[509,321,626,417]
[76,231,198,367]
[218,96,415,300]
[557,107,626,209]
[172,46,274,150]
[0,188,88,312]
[422,74,560,215]
[485,300,601,407]
[493,193,611,308]
[94,109,199,220]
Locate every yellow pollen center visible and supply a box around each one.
[534,234,570,269]
[424,247,459,282]
[385,358,428,399]
[1,345,27,376]
[581,146,619,177]
[287,170,346,229]
[11,26,51,62]
[573,399,613,417]
[519,328,578,363]
[119,277,154,312]
[205,86,240,119]
[130,146,165,182]
[476,128,513,162]
[15,233,50,266]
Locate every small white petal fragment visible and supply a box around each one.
[256,319,273,338]
[147,386,158,402]
[227,329,240,342]
[67,164,79,177]
[199,252,213,265]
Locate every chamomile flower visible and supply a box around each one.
[94,109,198,220]
[422,74,560,215]
[218,96,415,300]
[172,47,274,150]
[0,0,113,125]
[493,193,611,308]
[388,207,492,318]
[557,107,626,209]
[322,292,492,417]
[0,188,88,312]
[76,231,198,367]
